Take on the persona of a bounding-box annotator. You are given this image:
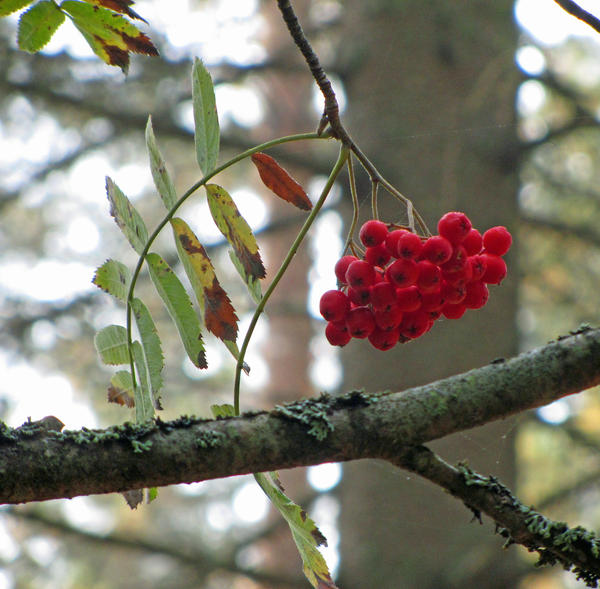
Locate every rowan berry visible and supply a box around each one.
[462,228,483,256]
[437,212,472,244]
[346,306,376,338]
[384,229,407,257]
[325,321,351,346]
[385,258,419,287]
[368,326,400,351]
[364,244,391,267]
[441,245,468,275]
[359,219,388,247]
[480,254,507,284]
[441,281,466,305]
[442,302,467,319]
[468,254,487,282]
[421,235,453,265]
[464,281,489,309]
[416,260,442,293]
[395,285,422,312]
[399,311,430,339]
[420,290,445,312]
[319,290,350,322]
[334,255,358,284]
[370,282,397,311]
[483,226,512,256]
[348,287,371,306]
[346,260,376,288]
[397,232,423,259]
[374,304,404,331]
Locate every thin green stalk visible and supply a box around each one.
[233,145,349,415]
[371,178,379,220]
[124,131,328,398]
[342,155,360,255]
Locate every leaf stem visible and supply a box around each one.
[342,155,359,255]
[233,145,350,415]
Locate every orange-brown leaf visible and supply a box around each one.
[251,152,312,211]
[83,0,147,22]
[107,384,135,408]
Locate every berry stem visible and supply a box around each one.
[371,179,380,220]
[343,155,360,255]
[233,145,350,415]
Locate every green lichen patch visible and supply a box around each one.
[274,397,334,441]
[195,430,225,449]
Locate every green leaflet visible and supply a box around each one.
[60,0,158,73]
[145,116,177,210]
[254,473,338,589]
[94,325,129,365]
[132,340,154,422]
[210,403,235,418]
[131,297,164,409]
[192,58,219,175]
[93,259,131,302]
[146,253,207,369]
[17,1,65,52]
[105,176,148,255]
[109,370,135,405]
[229,250,262,304]
[205,184,266,282]
[0,0,33,17]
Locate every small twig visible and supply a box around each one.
[553,0,600,35]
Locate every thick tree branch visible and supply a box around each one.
[1,326,599,505]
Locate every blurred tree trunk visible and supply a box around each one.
[336,2,520,587]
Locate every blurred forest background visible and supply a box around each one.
[1,0,600,587]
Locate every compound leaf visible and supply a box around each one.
[105,176,148,255]
[171,217,239,345]
[93,259,131,302]
[251,152,312,211]
[145,116,177,210]
[60,0,158,73]
[205,183,265,281]
[255,473,338,589]
[131,297,163,409]
[94,324,129,365]
[146,253,207,369]
[192,58,219,175]
[0,0,34,17]
[18,0,65,52]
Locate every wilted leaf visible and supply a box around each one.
[131,297,163,409]
[251,152,312,211]
[192,58,219,175]
[205,184,266,281]
[146,253,207,369]
[94,325,129,365]
[229,250,262,304]
[61,0,158,73]
[80,0,146,22]
[17,1,65,52]
[145,116,177,210]
[132,340,154,421]
[171,217,238,343]
[93,259,131,302]
[108,376,135,408]
[122,489,143,509]
[0,0,33,17]
[105,176,148,254]
[254,473,339,589]
[210,403,235,418]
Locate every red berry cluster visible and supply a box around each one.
[319,212,512,351]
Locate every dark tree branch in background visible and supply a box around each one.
[553,0,600,35]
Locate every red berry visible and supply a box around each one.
[359,220,388,247]
[442,302,467,319]
[370,282,397,311]
[374,305,404,330]
[334,255,358,284]
[480,254,507,284]
[397,232,423,259]
[483,226,512,256]
[399,311,430,339]
[346,260,376,288]
[364,244,391,267]
[464,281,489,309]
[385,258,419,287]
[420,290,445,312]
[395,285,422,312]
[368,326,399,351]
[384,229,407,257]
[325,321,351,346]
[440,280,466,305]
[416,260,442,293]
[462,228,483,256]
[421,235,453,265]
[346,306,376,338]
[468,254,487,282]
[348,287,371,306]
[437,212,472,244]
[319,290,350,321]
[441,245,468,275]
